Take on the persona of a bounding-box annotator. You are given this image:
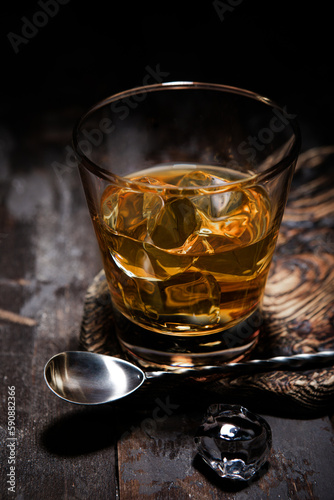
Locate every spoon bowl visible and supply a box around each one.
[44,351,145,405]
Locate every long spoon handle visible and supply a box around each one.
[146,350,334,379]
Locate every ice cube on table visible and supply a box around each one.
[195,404,272,481]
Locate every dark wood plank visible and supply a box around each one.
[0,142,118,498]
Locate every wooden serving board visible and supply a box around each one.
[80,147,334,413]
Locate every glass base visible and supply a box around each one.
[113,307,263,369]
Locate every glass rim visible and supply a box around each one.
[72,81,301,190]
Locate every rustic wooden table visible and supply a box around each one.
[1,112,334,500]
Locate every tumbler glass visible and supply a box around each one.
[73,82,300,368]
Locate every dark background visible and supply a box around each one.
[1,0,333,151]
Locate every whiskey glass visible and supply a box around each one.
[73,82,300,368]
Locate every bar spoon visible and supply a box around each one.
[44,350,334,405]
